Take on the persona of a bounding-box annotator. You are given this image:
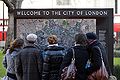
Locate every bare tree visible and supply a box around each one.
[2,0,24,50]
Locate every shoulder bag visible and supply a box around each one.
[88,46,109,80]
[61,48,77,80]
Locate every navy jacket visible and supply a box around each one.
[87,40,111,75]
[42,46,65,80]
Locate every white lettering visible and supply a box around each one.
[17,11,41,16]
[52,11,61,15]
[76,11,83,15]
[85,11,108,16]
[62,11,74,15]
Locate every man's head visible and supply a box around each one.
[86,32,98,40]
[26,33,37,43]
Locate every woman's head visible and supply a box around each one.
[9,38,24,53]
[12,38,24,48]
[75,33,88,46]
[48,35,58,44]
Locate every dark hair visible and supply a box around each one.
[86,32,98,40]
[48,35,58,44]
[9,38,24,54]
[75,33,88,46]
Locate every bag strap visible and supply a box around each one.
[71,48,75,60]
[95,46,103,60]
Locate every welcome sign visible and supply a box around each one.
[16,10,108,16]
[14,9,112,18]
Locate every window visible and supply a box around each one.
[56,0,71,5]
[115,0,118,14]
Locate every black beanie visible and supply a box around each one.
[86,32,98,40]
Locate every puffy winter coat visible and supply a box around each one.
[42,46,65,80]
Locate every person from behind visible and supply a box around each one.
[15,33,43,80]
[86,32,111,76]
[2,38,24,80]
[60,33,89,80]
[86,32,112,79]
[42,35,65,80]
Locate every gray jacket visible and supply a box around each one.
[15,44,43,80]
[3,48,21,80]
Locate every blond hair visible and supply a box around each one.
[48,35,58,44]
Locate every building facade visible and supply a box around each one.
[0,1,8,47]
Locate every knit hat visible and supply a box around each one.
[26,33,37,42]
[86,32,98,40]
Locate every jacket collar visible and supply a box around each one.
[48,44,58,47]
[24,43,36,49]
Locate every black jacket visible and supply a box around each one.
[87,40,111,75]
[86,43,102,75]
[42,46,65,80]
[60,46,89,80]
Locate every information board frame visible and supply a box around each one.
[14,8,113,72]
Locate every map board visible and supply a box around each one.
[14,9,113,72]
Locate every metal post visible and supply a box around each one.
[115,0,118,14]
[3,2,4,41]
